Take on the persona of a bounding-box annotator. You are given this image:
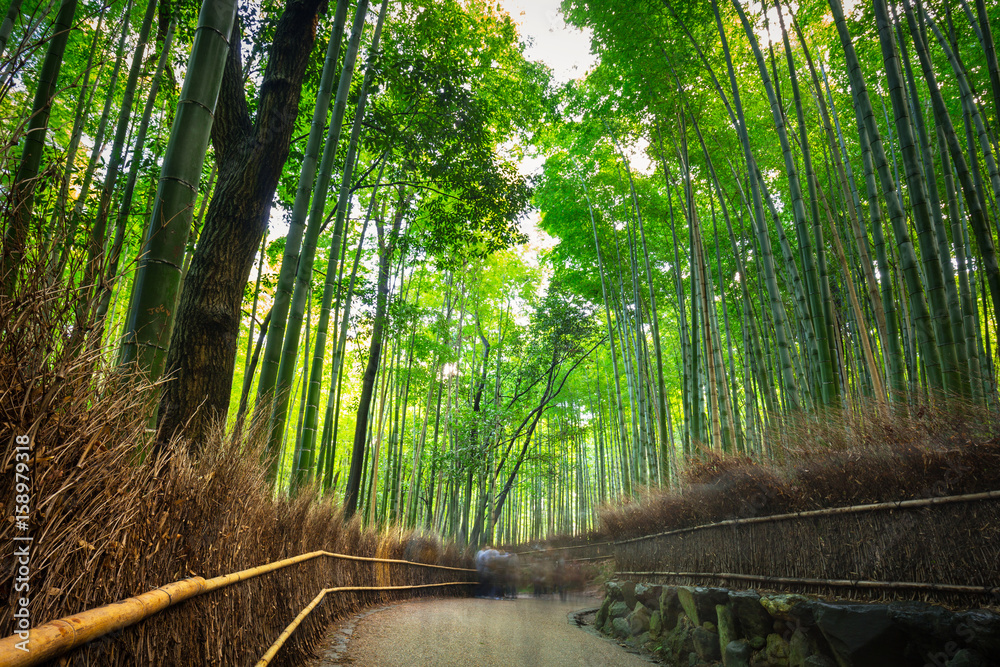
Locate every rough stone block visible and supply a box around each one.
[595,595,612,629]
[679,586,728,627]
[760,594,813,622]
[628,602,652,636]
[728,590,773,640]
[693,625,722,662]
[605,580,625,602]
[604,601,629,635]
[717,603,738,652]
[724,639,752,667]
[955,609,1000,657]
[812,602,908,667]
[789,628,821,667]
[650,610,662,638]
[635,583,661,607]
[661,586,683,632]
[612,616,631,639]
[765,632,790,667]
[621,580,638,610]
[664,615,697,660]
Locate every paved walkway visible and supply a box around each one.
[316,595,655,666]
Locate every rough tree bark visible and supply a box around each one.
[156,0,325,450]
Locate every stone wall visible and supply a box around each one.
[595,580,1000,667]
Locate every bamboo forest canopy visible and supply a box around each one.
[2,0,1000,546]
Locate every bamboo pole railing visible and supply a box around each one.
[516,489,1000,554]
[612,488,1000,545]
[615,571,1000,596]
[0,550,476,667]
[254,581,475,666]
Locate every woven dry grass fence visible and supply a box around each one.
[612,496,1000,608]
[518,399,1000,608]
[512,537,617,562]
[0,284,472,666]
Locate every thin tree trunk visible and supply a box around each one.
[94,18,176,331]
[283,0,387,484]
[829,0,943,399]
[875,0,958,393]
[80,0,158,325]
[2,0,77,294]
[344,192,405,517]
[902,0,1000,371]
[254,0,351,413]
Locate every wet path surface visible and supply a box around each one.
[315,595,656,666]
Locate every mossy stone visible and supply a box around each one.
[595,595,612,629]
[650,610,663,638]
[628,602,652,636]
[717,603,738,652]
[661,587,683,633]
[728,590,773,639]
[765,632,790,667]
[788,628,821,667]
[693,625,722,662]
[724,639,752,667]
[612,616,631,639]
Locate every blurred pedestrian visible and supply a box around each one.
[475,545,499,598]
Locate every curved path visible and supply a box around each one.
[316,595,654,666]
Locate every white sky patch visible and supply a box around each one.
[752,1,799,48]
[267,204,290,245]
[621,135,656,176]
[498,0,597,85]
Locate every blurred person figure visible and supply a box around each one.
[553,557,568,601]
[475,545,499,598]
[500,551,520,599]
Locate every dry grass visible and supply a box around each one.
[598,399,1000,541]
[0,271,470,665]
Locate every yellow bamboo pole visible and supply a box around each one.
[615,571,1000,596]
[0,552,474,667]
[517,489,1000,554]
[255,582,475,666]
[614,489,1000,544]
[0,578,207,666]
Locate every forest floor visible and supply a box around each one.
[312,594,658,666]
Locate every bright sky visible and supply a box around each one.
[498,0,598,85]
[497,0,599,261]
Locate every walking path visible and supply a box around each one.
[315,595,656,666]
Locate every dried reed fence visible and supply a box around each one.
[516,493,1000,607]
[0,283,473,666]
[511,538,616,562]
[612,493,1000,607]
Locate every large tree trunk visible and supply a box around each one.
[155,0,324,449]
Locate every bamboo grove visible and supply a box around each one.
[2,0,999,547]
[540,0,1000,484]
